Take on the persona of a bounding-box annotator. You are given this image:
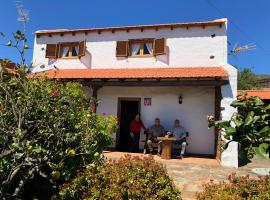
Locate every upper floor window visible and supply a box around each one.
[45,41,86,59]
[60,43,79,58]
[129,39,153,57]
[116,38,166,57]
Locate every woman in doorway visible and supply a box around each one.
[130,113,146,152]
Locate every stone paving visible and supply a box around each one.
[103,151,270,200]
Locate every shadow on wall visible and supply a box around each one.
[80,49,92,68]
[156,46,170,65]
[44,49,92,70]
[35,26,226,44]
[222,84,234,99]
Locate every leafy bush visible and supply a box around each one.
[208,94,270,160]
[57,155,181,200]
[0,65,118,199]
[197,173,270,200]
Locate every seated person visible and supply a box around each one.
[171,119,187,159]
[147,118,166,155]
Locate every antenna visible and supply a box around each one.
[229,42,256,57]
[15,1,29,34]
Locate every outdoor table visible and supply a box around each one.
[157,137,178,159]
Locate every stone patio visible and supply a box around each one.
[103,151,270,200]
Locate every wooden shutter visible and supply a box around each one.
[45,44,58,58]
[78,41,86,57]
[116,41,129,57]
[153,38,166,55]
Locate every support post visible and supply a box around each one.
[214,86,222,160]
[91,85,102,113]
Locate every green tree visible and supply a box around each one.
[238,68,261,90]
[0,31,117,199]
[208,94,270,160]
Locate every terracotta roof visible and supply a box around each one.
[237,90,270,100]
[29,67,228,79]
[35,19,226,36]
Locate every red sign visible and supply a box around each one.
[144,98,152,106]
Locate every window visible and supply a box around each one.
[129,39,153,57]
[45,41,86,59]
[116,38,166,57]
[60,44,79,58]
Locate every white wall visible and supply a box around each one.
[95,86,216,155]
[32,24,227,72]
[220,64,239,167]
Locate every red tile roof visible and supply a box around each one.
[35,19,226,36]
[238,90,270,100]
[29,67,228,79]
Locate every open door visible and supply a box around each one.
[116,98,140,151]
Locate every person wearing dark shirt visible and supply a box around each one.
[147,118,166,155]
[130,113,146,152]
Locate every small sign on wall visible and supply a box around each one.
[144,98,152,106]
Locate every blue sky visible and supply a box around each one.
[0,0,269,74]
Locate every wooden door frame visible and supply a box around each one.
[115,97,141,149]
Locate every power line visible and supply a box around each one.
[203,0,270,57]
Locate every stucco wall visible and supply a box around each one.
[93,86,216,155]
[220,64,238,167]
[32,24,227,72]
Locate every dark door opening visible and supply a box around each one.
[117,98,140,152]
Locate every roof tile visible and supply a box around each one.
[30,67,228,79]
[237,90,270,100]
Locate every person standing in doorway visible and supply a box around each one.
[130,113,146,152]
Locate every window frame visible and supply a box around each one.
[128,39,154,58]
[58,42,80,59]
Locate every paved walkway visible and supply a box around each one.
[103,151,270,200]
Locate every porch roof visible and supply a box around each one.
[30,67,228,79]
[238,90,270,100]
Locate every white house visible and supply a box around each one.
[31,18,237,167]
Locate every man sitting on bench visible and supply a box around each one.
[147,118,165,155]
[172,119,187,159]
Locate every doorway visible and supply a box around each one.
[117,98,141,151]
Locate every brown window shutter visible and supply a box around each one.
[78,41,86,57]
[153,38,166,55]
[116,41,128,57]
[45,44,58,58]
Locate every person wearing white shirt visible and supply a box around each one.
[171,119,187,159]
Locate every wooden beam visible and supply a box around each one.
[155,27,159,31]
[85,31,88,35]
[84,79,229,87]
[101,78,108,82]
[119,78,126,83]
[91,85,102,113]
[214,86,222,160]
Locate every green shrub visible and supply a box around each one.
[57,155,181,200]
[208,94,270,160]
[0,65,118,198]
[197,173,270,200]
